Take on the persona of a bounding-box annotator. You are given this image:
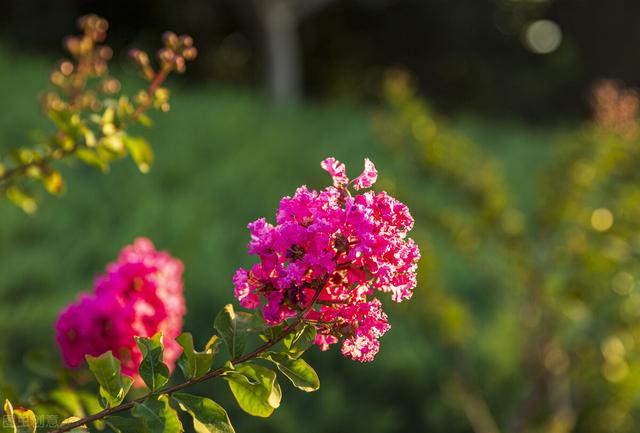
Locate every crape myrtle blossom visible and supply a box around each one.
[233,157,420,362]
[55,238,185,385]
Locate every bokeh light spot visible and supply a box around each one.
[591,208,614,232]
[524,19,562,54]
[612,272,634,295]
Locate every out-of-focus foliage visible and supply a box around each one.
[376,70,640,433]
[0,15,196,213]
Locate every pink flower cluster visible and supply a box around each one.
[233,158,420,362]
[55,238,185,385]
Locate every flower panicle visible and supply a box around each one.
[234,157,420,362]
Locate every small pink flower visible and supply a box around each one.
[233,268,260,309]
[320,157,349,187]
[315,334,339,351]
[352,158,378,190]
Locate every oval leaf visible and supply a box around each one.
[123,135,153,173]
[175,333,215,380]
[85,352,134,407]
[214,305,253,359]
[262,353,320,392]
[136,333,170,391]
[132,395,182,433]
[282,324,316,359]
[172,393,235,433]
[224,363,280,418]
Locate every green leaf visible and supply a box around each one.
[176,333,215,380]
[261,353,320,392]
[76,148,109,172]
[5,187,37,214]
[3,399,36,433]
[48,109,78,135]
[224,363,281,418]
[172,393,235,433]
[105,415,147,433]
[85,352,134,408]
[42,169,64,195]
[282,323,317,358]
[137,114,154,128]
[60,417,89,432]
[214,305,254,359]
[123,135,153,173]
[132,395,182,433]
[136,333,170,391]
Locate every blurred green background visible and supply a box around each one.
[3,1,640,432]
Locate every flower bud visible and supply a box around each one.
[162,31,179,50]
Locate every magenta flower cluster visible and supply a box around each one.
[233,158,420,362]
[55,238,185,385]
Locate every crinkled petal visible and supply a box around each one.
[352,158,378,190]
[321,157,349,187]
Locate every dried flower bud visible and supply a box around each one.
[102,78,120,94]
[77,36,93,56]
[97,46,113,61]
[129,48,149,65]
[50,71,66,87]
[157,47,175,66]
[135,90,151,106]
[93,60,108,76]
[182,46,197,61]
[162,31,180,50]
[78,14,108,42]
[174,56,186,74]
[59,60,74,76]
[179,35,194,47]
[64,36,80,56]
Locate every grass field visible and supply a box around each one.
[0,48,565,432]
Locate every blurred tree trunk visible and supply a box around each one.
[231,0,337,105]
[255,0,302,104]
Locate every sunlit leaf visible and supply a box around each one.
[85,352,133,408]
[282,323,316,359]
[132,395,182,433]
[261,352,320,392]
[42,169,64,195]
[135,333,170,391]
[176,333,215,380]
[60,417,89,432]
[224,363,280,418]
[3,399,36,433]
[214,305,254,359]
[5,187,37,214]
[122,135,153,173]
[172,393,235,433]
[76,148,109,172]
